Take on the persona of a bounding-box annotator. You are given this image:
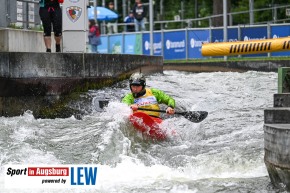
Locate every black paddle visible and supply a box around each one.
[137,107,208,123]
[98,100,208,123]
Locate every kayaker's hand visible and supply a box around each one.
[130,104,139,111]
[166,107,175,114]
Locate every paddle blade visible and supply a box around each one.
[179,111,208,123]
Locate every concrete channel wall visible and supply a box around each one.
[0,52,162,96]
[264,67,290,191]
[0,28,52,52]
[0,52,163,118]
[264,97,290,191]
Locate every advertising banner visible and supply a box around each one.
[211,28,239,43]
[241,26,267,57]
[142,32,162,56]
[163,31,186,60]
[108,35,123,54]
[271,25,290,56]
[188,29,210,59]
[87,24,290,58]
[124,34,142,54]
[241,26,267,41]
[97,36,108,53]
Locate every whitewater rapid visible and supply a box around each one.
[0,71,279,193]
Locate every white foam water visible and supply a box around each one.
[0,71,279,193]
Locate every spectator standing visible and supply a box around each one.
[88,19,101,53]
[106,2,118,34]
[124,10,135,32]
[132,0,147,31]
[39,0,63,52]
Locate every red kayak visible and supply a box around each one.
[129,112,167,140]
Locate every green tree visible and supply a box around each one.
[231,0,290,25]
[212,0,231,27]
[97,0,290,30]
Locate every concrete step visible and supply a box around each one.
[264,108,290,124]
[274,94,290,107]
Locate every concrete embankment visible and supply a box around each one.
[0,52,163,118]
[264,95,290,191]
[0,28,50,52]
[264,67,290,191]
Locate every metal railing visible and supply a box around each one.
[14,0,41,29]
[103,4,290,34]
[5,1,290,33]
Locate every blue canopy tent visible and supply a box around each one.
[88,6,118,21]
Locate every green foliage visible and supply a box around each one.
[8,22,43,31]
[19,0,289,32]
[7,0,290,31]
[8,23,24,29]
[92,0,290,29]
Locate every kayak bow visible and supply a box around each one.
[129,112,167,140]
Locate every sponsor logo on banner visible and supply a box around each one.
[165,39,185,53]
[144,41,150,50]
[244,36,266,41]
[190,38,208,48]
[144,41,162,52]
[4,165,98,189]
[66,6,82,23]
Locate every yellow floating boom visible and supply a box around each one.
[201,37,290,56]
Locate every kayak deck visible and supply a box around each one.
[129,112,167,140]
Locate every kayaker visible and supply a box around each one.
[122,72,175,117]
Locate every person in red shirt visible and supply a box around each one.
[88,19,101,53]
